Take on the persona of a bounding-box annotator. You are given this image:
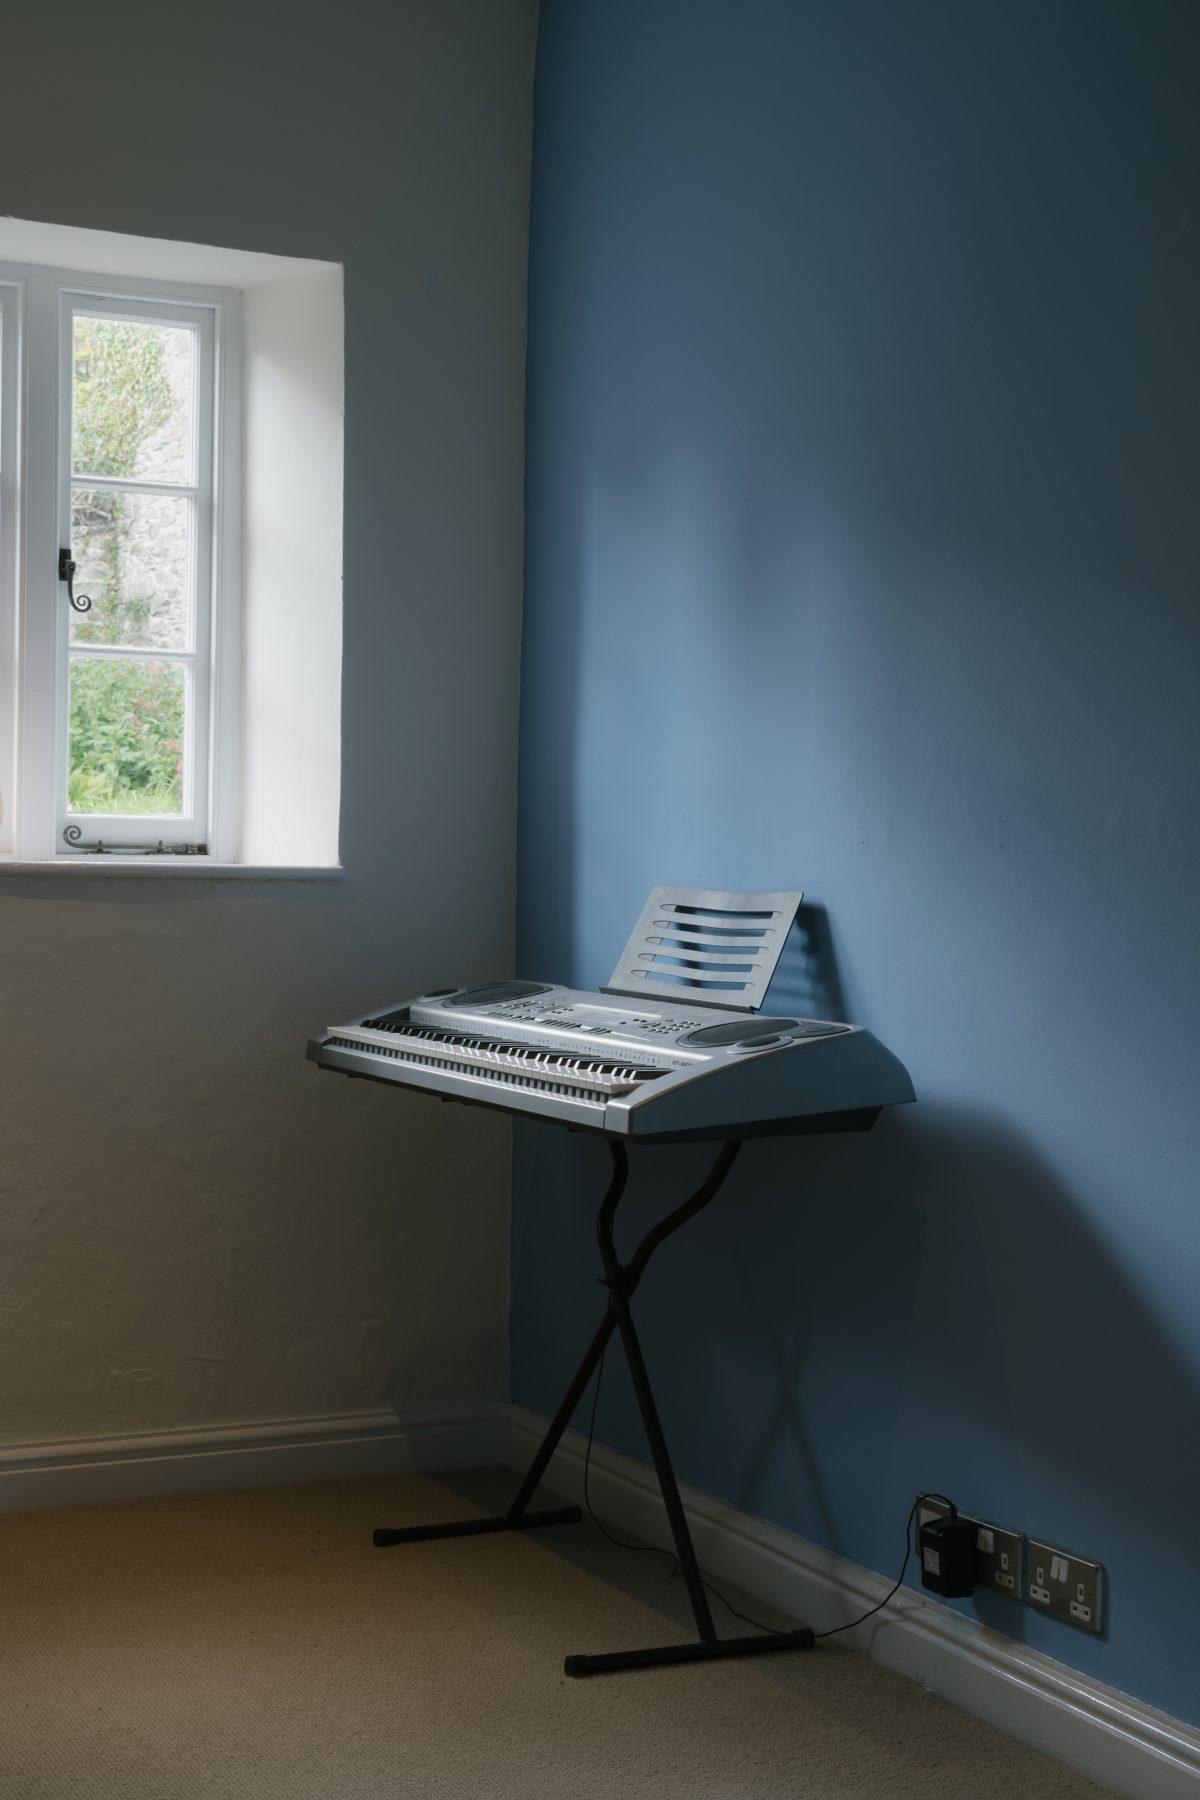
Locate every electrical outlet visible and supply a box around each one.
[917,1498,1025,1601]
[1026,1540,1104,1635]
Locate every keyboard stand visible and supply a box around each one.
[372,1137,816,1677]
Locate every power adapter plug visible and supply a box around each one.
[919,1498,976,1598]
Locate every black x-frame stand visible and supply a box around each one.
[373,1137,816,1677]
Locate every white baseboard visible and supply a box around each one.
[0,1402,507,1514]
[506,1405,1200,1800]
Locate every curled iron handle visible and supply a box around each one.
[58,548,93,614]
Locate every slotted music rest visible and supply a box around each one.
[604,885,803,1013]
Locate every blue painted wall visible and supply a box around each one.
[513,0,1200,1722]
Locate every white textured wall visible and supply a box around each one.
[242,267,345,867]
[0,0,537,1442]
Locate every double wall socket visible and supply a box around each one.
[917,1500,1105,1636]
[917,1498,1025,1601]
[1027,1539,1104,1635]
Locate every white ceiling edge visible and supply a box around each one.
[0,216,337,290]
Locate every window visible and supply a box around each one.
[0,283,19,854]
[0,224,344,873]
[62,295,218,847]
[3,266,237,858]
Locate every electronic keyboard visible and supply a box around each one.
[318,889,917,1683]
[307,887,914,1143]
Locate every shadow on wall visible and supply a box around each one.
[767,906,847,1024]
[717,1103,1200,1649]
[512,1092,1200,1656]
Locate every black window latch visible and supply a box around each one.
[58,548,93,614]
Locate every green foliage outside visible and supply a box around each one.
[69,318,183,816]
[72,317,175,481]
[69,660,184,815]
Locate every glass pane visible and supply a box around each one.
[70,488,190,649]
[68,657,186,817]
[72,314,195,484]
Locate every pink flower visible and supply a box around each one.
[175,760,183,775]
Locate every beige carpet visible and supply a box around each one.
[0,1470,1109,1799]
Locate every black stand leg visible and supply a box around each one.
[373,1148,632,1551]
[594,1147,717,1647]
[373,1137,816,1677]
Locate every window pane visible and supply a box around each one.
[68,657,186,816]
[69,487,190,650]
[72,315,195,484]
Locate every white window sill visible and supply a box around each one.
[0,857,344,880]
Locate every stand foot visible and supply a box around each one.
[564,1626,815,1678]
[373,1505,582,1548]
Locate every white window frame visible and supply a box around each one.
[1,260,241,863]
[0,280,21,858]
